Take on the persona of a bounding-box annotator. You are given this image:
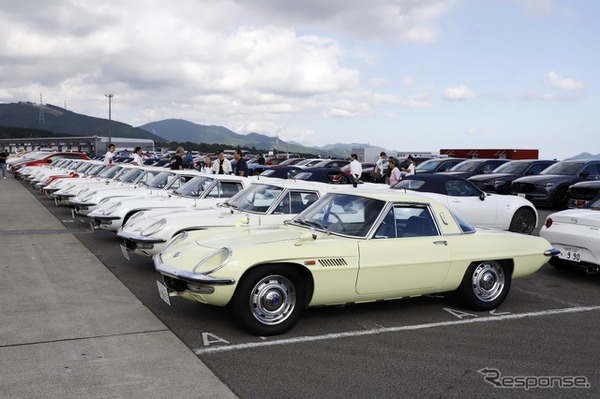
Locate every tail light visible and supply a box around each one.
[544,218,553,228]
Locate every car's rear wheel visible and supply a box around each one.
[552,187,569,209]
[231,266,306,336]
[456,261,511,311]
[508,207,536,234]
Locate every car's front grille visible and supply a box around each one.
[511,182,535,193]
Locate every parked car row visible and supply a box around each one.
[14,152,599,337]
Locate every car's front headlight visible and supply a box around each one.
[141,218,167,236]
[80,191,97,202]
[164,231,189,251]
[102,201,122,215]
[193,247,232,274]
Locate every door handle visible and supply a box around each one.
[434,240,448,246]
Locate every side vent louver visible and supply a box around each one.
[318,258,348,267]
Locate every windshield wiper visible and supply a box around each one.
[294,218,330,234]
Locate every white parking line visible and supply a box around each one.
[194,305,600,355]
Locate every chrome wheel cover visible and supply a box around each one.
[471,262,505,302]
[249,275,296,325]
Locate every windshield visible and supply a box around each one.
[146,171,174,189]
[260,168,302,178]
[87,164,107,176]
[415,159,447,172]
[450,160,484,172]
[226,184,284,213]
[27,151,52,160]
[492,162,529,174]
[118,168,146,183]
[99,165,124,179]
[590,198,600,210]
[541,161,584,176]
[291,193,386,237]
[392,179,426,190]
[174,176,215,198]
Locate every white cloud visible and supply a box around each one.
[441,84,475,101]
[545,71,584,90]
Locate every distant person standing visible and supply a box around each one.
[233,149,248,177]
[0,148,8,179]
[122,149,130,158]
[373,151,387,183]
[212,151,232,174]
[183,150,194,168]
[387,158,402,187]
[201,155,214,174]
[131,147,144,166]
[400,155,415,176]
[257,153,265,165]
[104,144,116,166]
[170,147,185,170]
[349,153,362,181]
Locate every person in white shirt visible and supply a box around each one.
[401,155,415,176]
[104,144,116,165]
[373,151,387,183]
[201,156,214,174]
[212,151,233,174]
[131,147,144,166]
[349,153,362,181]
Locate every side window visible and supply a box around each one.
[526,164,545,175]
[274,192,291,214]
[580,164,600,180]
[374,206,438,238]
[446,180,479,197]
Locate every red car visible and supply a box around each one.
[11,151,89,178]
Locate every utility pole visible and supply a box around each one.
[105,94,114,143]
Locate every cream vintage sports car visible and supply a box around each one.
[154,190,558,336]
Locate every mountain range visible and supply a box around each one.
[1,102,597,160]
[0,102,368,157]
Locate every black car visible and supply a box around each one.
[468,159,557,194]
[414,157,465,174]
[307,159,350,169]
[510,159,600,209]
[293,167,359,185]
[439,158,510,179]
[255,165,304,179]
[567,180,600,208]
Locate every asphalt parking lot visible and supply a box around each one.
[25,183,600,398]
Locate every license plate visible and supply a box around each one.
[517,193,526,198]
[558,245,581,262]
[120,244,131,261]
[157,280,172,306]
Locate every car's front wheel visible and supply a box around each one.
[231,266,306,336]
[456,261,511,311]
[508,207,536,234]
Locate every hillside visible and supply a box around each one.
[139,119,346,157]
[0,102,165,141]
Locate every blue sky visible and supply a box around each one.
[0,0,596,159]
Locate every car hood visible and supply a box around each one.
[513,174,575,184]
[548,209,600,227]
[469,173,518,182]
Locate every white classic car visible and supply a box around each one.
[42,162,111,194]
[53,165,163,206]
[154,190,558,336]
[117,179,330,258]
[71,169,201,216]
[392,174,538,234]
[88,174,254,232]
[539,198,600,274]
